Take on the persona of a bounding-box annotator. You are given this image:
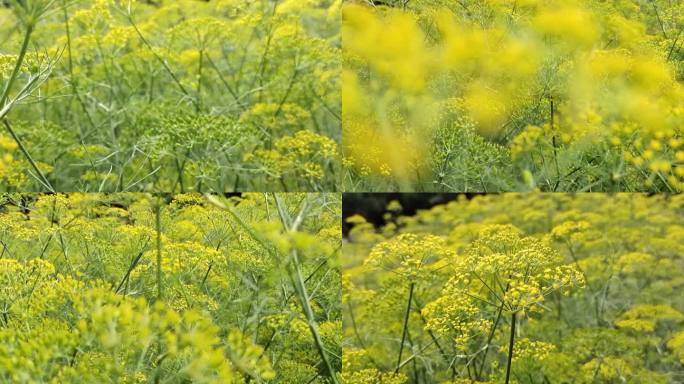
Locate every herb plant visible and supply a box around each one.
[343,0,684,192]
[0,192,341,383]
[0,0,341,192]
[344,194,684,383]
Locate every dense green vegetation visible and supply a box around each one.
[344,194,684,383]
[0,0,341,192]
[0,193,341,383]
[344,0,684,192]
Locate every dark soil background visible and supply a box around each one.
[342,193,487,236]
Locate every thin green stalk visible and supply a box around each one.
[286,259,339,383]
[504,312,517,384]
[174,157,185,193]
[273,63,300,117]
[0,24,33,107]
[395,282,415,373]
[0,22,57,191]
[307,83,341,122]
[476,284,509,380]
[412,296,456,378]
[155,202,163,301]
[255,1,278,103]
[126,13,199,111]
[651,0,668,39]
[114,249,146,294]
[272,195,339,383]
[395,339,437,372]
[3,120,54,191]
[196,48,203,113]
[205,54,246,111]
[667,28,682,61]
[62,0,96,127]
[549,96,561,191]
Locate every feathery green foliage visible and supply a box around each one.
[0,192,341,383]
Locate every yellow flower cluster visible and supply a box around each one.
[615,304,684,333]
[343,0,684,191]
[0,136,28,189]
[0,258,238,383]
[502,338,556,363]
[245,130,338,181]
[422,293,492,350]
[614,252,655,274]
[0,54,18,77]
[344,194,684,381]
[340,368,407,384]
[453,224,585,312]
[668,330,684,364]
[580,356,634,382]
[0,193,342,382]
[365,233,451,281]
[239,103,312,132]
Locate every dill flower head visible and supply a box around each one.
[453,224,585,312]
[500,338,557,362]
[668,330,684,364]
[365,233,451,281]
[341,368,407,384]
[615,304,684,333]
[422,292,492,350]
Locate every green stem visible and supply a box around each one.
[289,249,339,383]
[126,13,199,111]
[3,120,54,192]
[504,312,517,384]
[0,24,33,107]
[476,293,507,379]
[412,296,455,378]
[395,282,415,373]
[155,202,163,300]
[205,54,246,111]
[0,23,55,191]
[272,195,339,383]
[196,48,203,113]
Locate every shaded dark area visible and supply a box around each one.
[0,193,242,219]
[343,193,487,236]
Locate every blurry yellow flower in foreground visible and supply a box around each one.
[343,5,430,92]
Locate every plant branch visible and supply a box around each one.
[504,312,517,384]
[3,119,54,192]
[395,282,415,373]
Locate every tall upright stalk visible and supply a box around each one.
[196,49,203,113]
[155,202,163,301]
[3,120,54,191]
[0,24,33,108]
[272,195,340,384]
[206,194,339,383]
[395,282,415,373]
[504,312,517,384]
[476,283,509,380]
[1,15,55,192]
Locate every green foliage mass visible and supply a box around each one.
[343,0,684,192]
[344,194,684,383]
[0,192,342,383]
[0,0,341,192]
